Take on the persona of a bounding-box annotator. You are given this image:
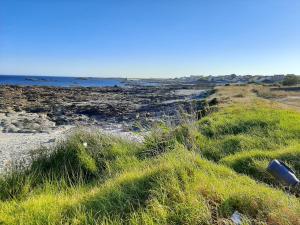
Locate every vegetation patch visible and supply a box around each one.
[196,102,300,161]
[221,144,300,186]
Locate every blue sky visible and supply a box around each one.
[0,0,300,78]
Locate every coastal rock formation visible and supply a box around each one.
[0,85,211,133]
[0,111,56,133]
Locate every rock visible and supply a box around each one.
[53,115,70,125]
[7,125,20,133]
[48,138,56,143]
[0,111,56,133]
[208,98,218,106]
[0,85,212,130]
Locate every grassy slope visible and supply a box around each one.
[0,85,300,225]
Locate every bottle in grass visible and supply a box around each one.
[267,159,299,186]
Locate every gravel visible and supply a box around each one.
[0,126,72,173]
[0,125,143,174]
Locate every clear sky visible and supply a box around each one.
[1,0,300,78]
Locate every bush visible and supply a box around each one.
[282,74,300,86]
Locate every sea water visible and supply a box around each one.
[0,75,124,87]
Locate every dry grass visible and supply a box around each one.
[209,84,300,112]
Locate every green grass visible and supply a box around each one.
[0,131,142,201]
[0,99,300,224]
[221,144,300,186]
[1,146,300,224]
[196,101,300,161]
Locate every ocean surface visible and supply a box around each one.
[0,75,124,87]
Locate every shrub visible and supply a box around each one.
[282,74,300,86]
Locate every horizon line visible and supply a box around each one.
[0,73,291,79]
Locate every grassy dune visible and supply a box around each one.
[222,144,300,186]
[196,101,300,161]
[0,85,300,224]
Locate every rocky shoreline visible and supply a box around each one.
[0,84,213,172]
[0,84,213,133]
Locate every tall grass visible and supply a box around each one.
[195,102,300,161]
[0,98,300,224]
[221,144,300,187]
[0,130,142,201]
[1,145,299,224]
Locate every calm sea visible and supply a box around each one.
[0,75,124,87]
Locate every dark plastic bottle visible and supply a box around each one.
[267,160,299,186]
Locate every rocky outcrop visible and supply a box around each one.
[0,111,56,133]
[0,85,211,132]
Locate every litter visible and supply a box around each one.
[231,211,242,225]
[267,159,299,186]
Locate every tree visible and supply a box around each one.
[282,74,300,86]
